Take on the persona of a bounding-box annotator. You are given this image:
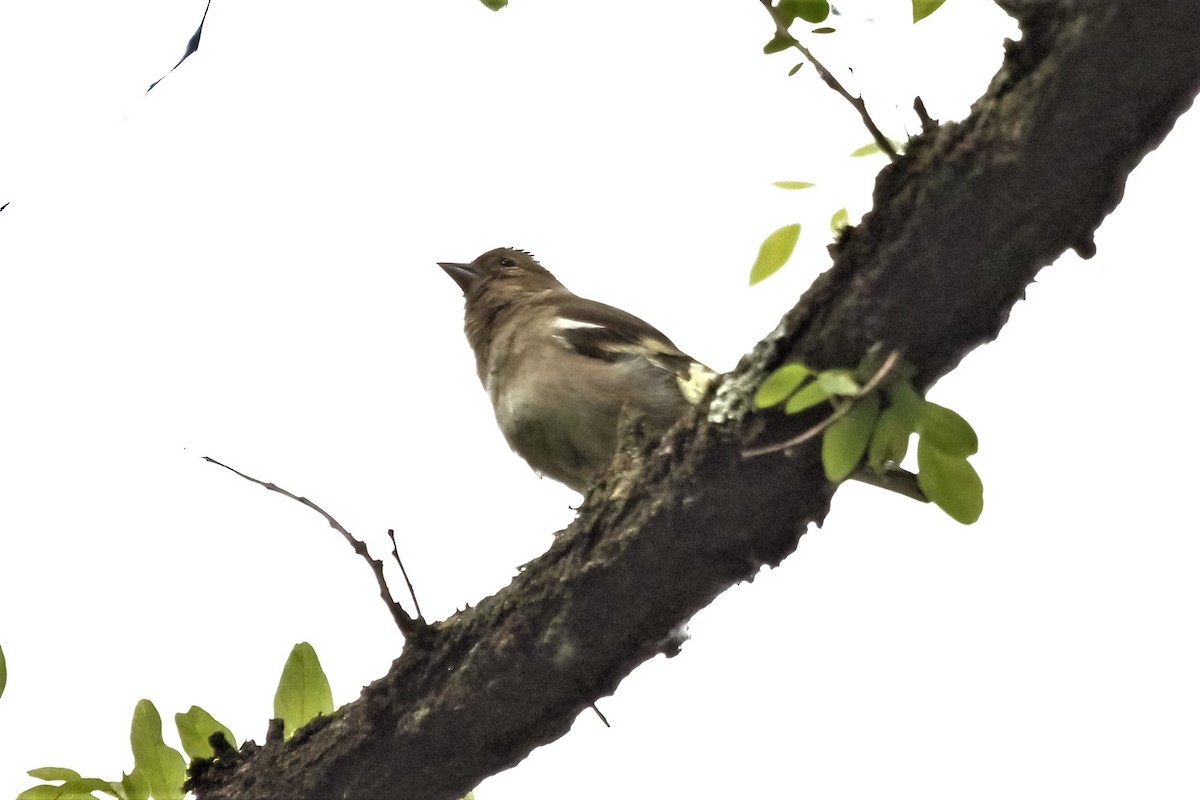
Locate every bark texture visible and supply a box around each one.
[191,3,1200,799]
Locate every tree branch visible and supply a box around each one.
[191,3,1200,799]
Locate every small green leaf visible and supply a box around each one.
[27,768,83,782]
[787,63,805,76]
[70,779,118,797]
[17,776,117,800]
[478,0,507,9]
[763,33,797,54]
[918,402,978,457]
[754,363,812,408]
[771,180,815,190]
[913,0,949,22]
[119,769,150,800]
[811,26,837,33]
[129,700,186,800]
[0,644,6,698]
[816,369,860,396]
[129,701,161,766]
[917,440,983,524]
[830,207,849,232]
[778,0,830,23]
[822,393,881,481]
[749,223,801,285]
[275,642,334,739]
[783,381,831,415]
[47,778,116,799]
[867,404,914,472]
[176,706,236,761]
[886,378,924,430]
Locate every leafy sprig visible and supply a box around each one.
[18,643,333,800]
[749,354,984,524]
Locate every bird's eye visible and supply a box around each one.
[499,257,516,267]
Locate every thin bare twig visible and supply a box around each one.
[387,528,423,623]
[742,349,902,459]
[203,456,425,639]
[914,96,936,132]
[757,0,899,161]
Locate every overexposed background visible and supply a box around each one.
[2,1,1198,798]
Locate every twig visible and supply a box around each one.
[203,456,425,639]
[848,465,927,502]
[387,528,423,622]
[914,96,936,132]
[757,0,899,161]
[590,704,611,728]
[742,349,901,458]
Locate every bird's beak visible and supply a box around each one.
[438,261,481,294]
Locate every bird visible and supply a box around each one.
[438,247,716,493]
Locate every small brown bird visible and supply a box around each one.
[439,247,716,492]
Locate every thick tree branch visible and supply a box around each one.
[191,3,1200,799]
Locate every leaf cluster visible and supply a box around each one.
[753,358,983,524]
[17,643,333,800]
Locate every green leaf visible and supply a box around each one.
[917,440,983,524]
[749,223,801,285]
[885,378,924,430]
[27,769,83,782]
[129,701,162,767]
[867,404,914,472]
[787,63,805,76]
[274,642,334,739]
[118,769,150,800]
[816,369,860,396]
[19,777,118,800]
[830,207,849,232]
[778,0,830,23]
[478,0,507,9]
[753,363,812,408]
[913,0,949,22]
[918,402,978,457]
[763,33,796,54]
[771,180,815,190]
[175,706,236,761]
[0,644,6,698]
[58,779,116,799]
[783,380,832,415]
[811,26,836,33]
[71,780,118,797]
[822,393,881,481]
[129,700,186,800]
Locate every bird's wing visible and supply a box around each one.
[549,297,716,404]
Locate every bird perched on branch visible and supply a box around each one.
[439,247,716,493]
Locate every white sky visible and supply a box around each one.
[1,1,1198,798]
